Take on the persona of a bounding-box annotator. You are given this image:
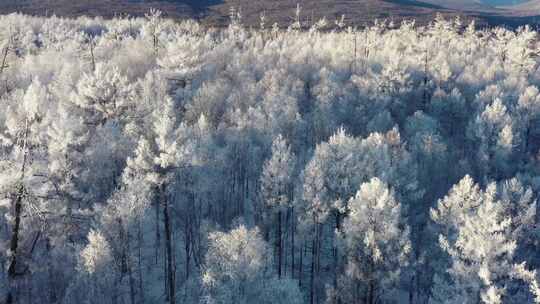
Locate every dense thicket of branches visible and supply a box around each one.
[1,8,540,304]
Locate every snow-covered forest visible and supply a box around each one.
[1,7,540,304]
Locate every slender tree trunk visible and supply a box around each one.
[277,209,282,278]
[155,196,161,265]
[285,206,290,277]
[422,49,429,110]
[352,31,357,73]
[0,46,8,69]
[0,43,10,92]
[162,185,175,304]
[126,230,136,304]
[354,280,360,304]
[7,184,23,304]
[89,41,95,72]
[137,217,145,304]
[185,216,191,281]
[112,276,119,304]
[316,224,322,304]
[334,212,340,291]
[6,119,29,304]
[367,259,376,304]
[524,123,531,157]
[153,34,159,58]
[46,238,57,304]
[291,206,295,279]
[367,280,375,304]
[310,236,316,304]
[310,222,321,304]
[409,274,415,304]
[299,240,303,288]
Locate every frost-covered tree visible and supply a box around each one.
[65,230,115,304]
[127,95,193,304]
[302,128,359,228]
[431,176,540,304]
[516,86,540,160]
[72,62,133,126]
[301,127,361,302]
[333,178,411,304]
[506,26,538,76]
[261,134,296,278]
[466,96,515,180]
[202,225,303,304]
[0,83,52,304]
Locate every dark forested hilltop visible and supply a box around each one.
[1,0,540,27]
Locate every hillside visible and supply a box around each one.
[418,0,494,11]
[513,0,540,13]
[0,0,539,27]
[419,0,530,11]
